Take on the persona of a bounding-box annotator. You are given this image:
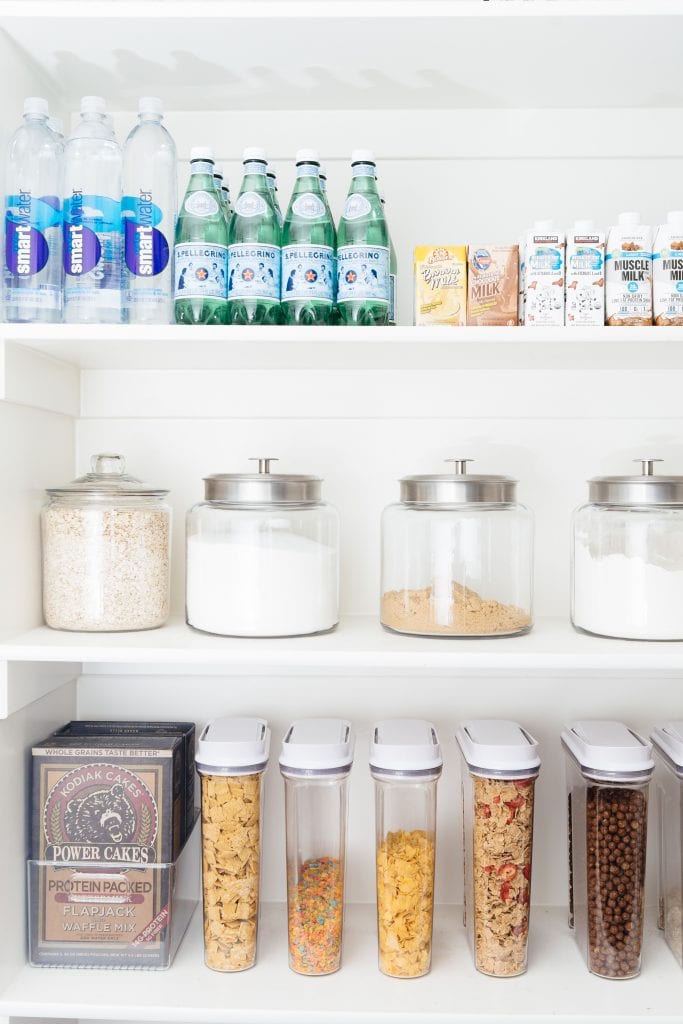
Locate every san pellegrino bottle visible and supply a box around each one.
[174,146,228,324]
[4,97,63,323]
[222,182,232,222]
[63,96,122,324]
[380,193,397,326]
[213,164,227,218]
[267,171,282,228]
[318,162,338,319]
[281,149,336,325]
[227,147,281,325]
[336,150,390,326]
[122,97,177,324]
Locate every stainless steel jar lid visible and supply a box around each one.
[588,459,683,506]
[400,459,517,505]
[46,453,168,498]
[204,457,322,505]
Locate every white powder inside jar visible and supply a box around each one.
[186,530,338,637]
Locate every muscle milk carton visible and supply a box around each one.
[565,220,605,326]
[524,220,565,327]
[605,211,652,325]
[653,211,683,325]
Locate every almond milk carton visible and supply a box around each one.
[605,211,653,325]
[653,211,683,325]
[524,221,565,327]
[565,220,605,327]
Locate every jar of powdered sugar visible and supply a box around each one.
[186,458,339,637]
[572,459,683,640]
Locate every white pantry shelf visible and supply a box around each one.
[1,903,679,1024]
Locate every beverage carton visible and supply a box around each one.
[524,221,565,327]
[565,220,605,326]
[466,245,519,326]
[414,245,467,326]
[653,211,683,325]
[605,211,652,325]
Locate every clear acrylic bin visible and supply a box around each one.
[652,722,683,967]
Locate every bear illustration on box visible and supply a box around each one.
[64,782,136,844]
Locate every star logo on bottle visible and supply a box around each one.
[345,270,357,284]
[305,268,318,283]
[242,267,255,281]
[196,267,209,281]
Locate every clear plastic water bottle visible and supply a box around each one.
[380,193,397,326]
[266,171,282,229]
[336,150,389,326]
[122,97,177,325]
[281,149,336,325]
[4,97,63,323]
[227,148,281,325]
[47,117,65,146]
[174,146,228,325]
[63,96,122,324]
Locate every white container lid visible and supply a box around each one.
[190,145,214,162]
[243,146,267,162]
[667,211,683,231]
[618,211,641,228]
[351,148,375,164]
[651,722,683,778]
[24,97,48,117]
[455,720,541,779]
[279,718,354,775]
[561,720,654,781]
[196,717,270,775]
[81,95,106,115]
[370,719,442,776]
[573,219,595,234]
[533,219,554,232]
[295,148,319,164]
[139,96,163,116]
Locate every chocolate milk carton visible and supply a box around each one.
[605,211,653,325]
[565,220,605,327]
[653,211,683,325]
[524,221,565,327]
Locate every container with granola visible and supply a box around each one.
[195,717,270,972]
[456,720,540,977]
[370,719,442,978]
[280,718,354,976]
[651,722,683,968]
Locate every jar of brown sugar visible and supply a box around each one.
[562,720,654,979]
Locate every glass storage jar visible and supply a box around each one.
[380,458,533,637]
[572,458,683,640]
[455,719,540,977]
[195,716,270,972]
[562,720,653,979]
[651,722,683,968]
[370,719,442,978]
[280,718,354,976]
[41,453,171,632]
[186,457,339,637]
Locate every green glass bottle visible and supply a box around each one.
[336,150,389,326]
[222,182,232,222]
[281,149,336,325]
[174,146,228,324]
[266,171,282,229]
[227,147,281,325]
[380,193,397,326]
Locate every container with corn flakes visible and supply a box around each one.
[414,246,467,326]
[370,719,442,978]
[456,719,540,977]
[195,717,270,972]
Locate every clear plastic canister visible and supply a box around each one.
[279,718,354,975]
[370,719,442,978]
[562,721,653,979]
[651,722,683,967]
[195,717,270,972]
[455,720,541,977]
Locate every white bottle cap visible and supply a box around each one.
[573,219,595,233]
[533,219,554,232]
[48,117,64,135]
[667,211,683,230]
[561,720,654,781]
[370,719,443,775]
[81,96,106,115]
[138,96,163,116]
[280,719,354,774]
[319,162,327,177]
[213,162,224,179]
[618,211,641,227]
[190,145,214,161]
[351,148,375,164]
[456,720,541,779]
[295,148,319,164]
[23,97,49,117]
[195,717,270,776]
[243,146,267,163]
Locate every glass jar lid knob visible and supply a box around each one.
[92,453,126,476]
[635,458,663,477]
[249,457,279,475]
[445,458,474,475]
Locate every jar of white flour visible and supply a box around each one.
[572,459,683,640]
[186,458,339,637]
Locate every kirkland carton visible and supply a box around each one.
[565,221,605,327]
[518,234,526,325]
[466,245,519,326]
[524,221,565,327]
[414,245,467,326]
[605,212,653,326]
[653,211,683,325]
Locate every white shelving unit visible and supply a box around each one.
[1,2,683,1022]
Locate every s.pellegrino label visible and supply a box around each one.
[174,242,228,300]
[337,245,390,303]
[281,244,334,303]
[228,243,280,300]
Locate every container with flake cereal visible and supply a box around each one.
[195,717,270,972]
[370,719,442,978]
[413,246,467,325]
[456,720,540,977]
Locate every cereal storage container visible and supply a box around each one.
[380,459,533,637]
[562,720,653,979]
[195,717,270,972]
[651,722,683,967]
[455,719,540,977]
[370,719,442,978]
[280,718,354,975]
[572,458,683,640]
[186,457,339,637]
[41,453,171,632]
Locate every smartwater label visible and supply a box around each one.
[121,193,170,278]
[281,244,334,302]
[174,243,228,300]
[63,192,121,307]
[4,191,61,309]
[228,244,280,300]
[337,245,389,303]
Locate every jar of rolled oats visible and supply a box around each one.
[195,717,270,972]
[456,719,540,977]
